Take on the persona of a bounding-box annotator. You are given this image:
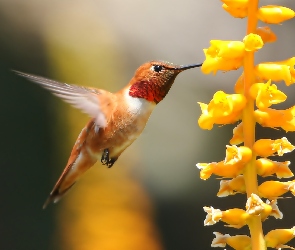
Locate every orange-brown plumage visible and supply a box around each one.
[14,60,202,208]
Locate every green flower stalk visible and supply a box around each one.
[196,1,295,249]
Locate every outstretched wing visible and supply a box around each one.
[14,70,113,128]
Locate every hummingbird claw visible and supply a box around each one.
[107,157,117,168]
[101,149,117,168]
[101,148,110,165]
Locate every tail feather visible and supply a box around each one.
[43,120,97,209]
[43,182,76,209]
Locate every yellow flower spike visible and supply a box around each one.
[258,180,292,199]
[255,26,277,43]
[211,232,251,250]
[204,206,249,228]
[256,158,293,179]
[265,227,295,249]
[250,80,287,109]
[243,33,263,52]
[253,137,295,157]
[257,5,295,24]
[222,4,248,18]
[199,0,295,248]
[217,175,246,197]
[254,106,295,132]
[225,145,252,165]
[197,160,245,180]
[255,63,293,86]
[230,122,244,145]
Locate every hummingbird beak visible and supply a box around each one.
[176,63,203,71]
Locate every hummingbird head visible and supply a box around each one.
[129,61,202,103]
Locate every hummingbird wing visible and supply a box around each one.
[14,71,111,128]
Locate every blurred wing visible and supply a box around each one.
[14,70,109,128]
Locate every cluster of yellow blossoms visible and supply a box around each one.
[197,1,295,250]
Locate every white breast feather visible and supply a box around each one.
[124,87,156,115]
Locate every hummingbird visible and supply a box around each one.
[14,60,202,208]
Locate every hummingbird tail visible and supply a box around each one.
[42,182,76,209]
[42,120,97,209]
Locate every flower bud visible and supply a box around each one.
[243,33,263,52]
[254,106,295,132]
[258,5,295,24]
[253,137,295,157]
[256,158,293,179]
[255,26,277,43]
[222,4,248,18]
[265,227,295,249]
[258,180,293,199]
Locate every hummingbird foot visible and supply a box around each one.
[101,149,117,168]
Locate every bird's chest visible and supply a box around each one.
[89,95,156,157]
[112,96,156,143]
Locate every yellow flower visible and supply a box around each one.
[217,175,245,197]
[254,106,295,132]
[258,180,295,199]
[202,40,245,74]
[256,158,293,179]
[255,26,276,43]
[255,58,295,86]
[265,227,295,249]
[197,145,251,179]
[211,232,251,250]
[198,91,247,130]
[243,33,263,52]
[257,5,295,24]
[250,80,287,109]
[221,0,248,9]
[253,137,295,157]
[225,145,252,164]
[245,194,281,221]
[222,4,248,18]
[197,160,245,180]
[211,91,246,116]
[204,206,249,228]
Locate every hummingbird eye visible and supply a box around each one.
[152,65,163,73]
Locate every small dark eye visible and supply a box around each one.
[153,65,163,73]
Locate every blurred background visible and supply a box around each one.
[1,0,295,249]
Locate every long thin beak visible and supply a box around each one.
[177,63,203,70]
